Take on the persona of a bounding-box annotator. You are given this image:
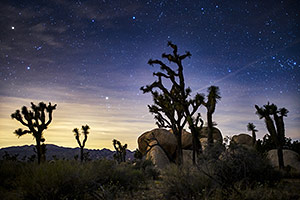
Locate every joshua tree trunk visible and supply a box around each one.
[277,146,284,169]
[36,137,41,164]
[80,147,84,162]
[175,129,183,165]
[207,111,213,145]
[251,131,256,146]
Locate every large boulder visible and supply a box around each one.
[199,138,219,151]
[199,127,223,143]
[138,128,177,158]
[267,149,300,172]
[170,128,223,150]
[181,129,193,149]
[231,134,253,147]
[145,140,170,169]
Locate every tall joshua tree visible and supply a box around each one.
[202,86,221,145]
[11,102,57,164]
[255,102,288,169]
[73,125,90,162]
[113,139,127,163]
[247,123,258,146]
[141,41,204,165]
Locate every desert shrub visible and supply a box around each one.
[0,160,25,199]
[200,145,280,193]
[212,180,300,200]
[160,146,281,200]
[161,164,212,200]
[133,159,160,180]
[256,135,300,155]
[0,159,148,200]
[16,160,95,199]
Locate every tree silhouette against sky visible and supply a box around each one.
[141,42,207,165]
[11,102,57,164]
[73,125,90,162]
[255,102,288,169]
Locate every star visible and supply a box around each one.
[11,26,15,30]
[26,66,30,70]
[132,16,136,20]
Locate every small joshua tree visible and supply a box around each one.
[255,102,288,169]
[73,125,90,162]
[113,139,127,163]
[11,102,57,164]
[247,123,258,146]
[202,86,221,145]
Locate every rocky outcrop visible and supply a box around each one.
[267,149,300,172]
[138,128,177,158]
[199,127,223,143]
[145,140,170,169]
[200,138,219,151]
[181,129,193,149]
[138,128,224,168]
[231,134,253,147]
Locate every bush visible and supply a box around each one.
[133,159,160,180]
[0,159,149,200]
[161,164,212,200]
[160,145,281,200]
[206,146,280,190]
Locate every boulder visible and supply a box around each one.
[231,134,253,147]
[267,149,300,171]
[181,129,193,149]
[138,128,177,158]
[199,138,219,151]
[145,140,170,169]
[170,128,223,149]
[199,127,223,143]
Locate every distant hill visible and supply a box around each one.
[0,144,135,161]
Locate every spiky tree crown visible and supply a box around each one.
[247,123,258,132]
[73,125,90,148]
[11,102,57,139]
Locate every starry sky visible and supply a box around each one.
[0,0,299,150]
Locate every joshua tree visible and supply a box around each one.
[113,139,127,163]
[141,41,205,165]
[202,86,221,145]
[11,102,57,164]
[255,102,288,169]
[73,125,90,162]
[247,123,258,146]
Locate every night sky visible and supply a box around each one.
[0,0,299,150]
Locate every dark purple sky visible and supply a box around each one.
[0,0,299,149]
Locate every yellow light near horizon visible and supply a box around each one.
[0,96,155,150]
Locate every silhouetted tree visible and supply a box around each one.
[202,86,221,145]
[73,125,90,162]
[11,102,57,164]
[113,139,127,163]
[134,148,143,160]
[247,123,258,146]
[141,41,205,165]
[255,102,288,169]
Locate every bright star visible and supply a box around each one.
[27,66,30,70]
[132,16,136,20]
[11,26,15,30]
[105,96,109,100]
[91,19,95,23]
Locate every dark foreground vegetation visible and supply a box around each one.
[1,145,300,200]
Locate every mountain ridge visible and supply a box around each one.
[0,144,134,161]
